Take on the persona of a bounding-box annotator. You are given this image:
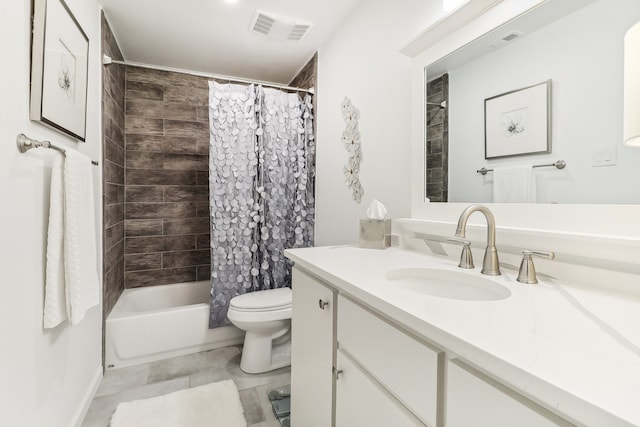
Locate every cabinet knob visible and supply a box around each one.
[335,369,344,380]
[318,299,329,310]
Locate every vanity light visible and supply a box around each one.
[624,21,640,147]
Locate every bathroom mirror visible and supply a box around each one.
[425,0,640,204]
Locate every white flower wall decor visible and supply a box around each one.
[341,97,364,203]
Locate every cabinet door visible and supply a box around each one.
[335,350,425,427]
[290,268,336,427]
[446,360,573,427]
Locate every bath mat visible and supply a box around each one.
[110,379,246,427]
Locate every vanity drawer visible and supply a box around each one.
[337,296,441,427]
[446,359,573,427]
[335,349,424,427]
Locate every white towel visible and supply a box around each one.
[63,150,100,325]
[493,165,537,203]
[44,154,67,328]
[43,150,100,328]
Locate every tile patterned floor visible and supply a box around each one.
[82,345,290,427]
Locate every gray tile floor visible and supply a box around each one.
[82,345,290,427]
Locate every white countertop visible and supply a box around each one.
[284,245,640,427]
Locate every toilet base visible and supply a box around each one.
[240,330,291,374]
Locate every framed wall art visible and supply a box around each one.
[484,80,551,159]
[30,0,89,141]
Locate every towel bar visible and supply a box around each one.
[477,160,566,176]
[16,133,99,165]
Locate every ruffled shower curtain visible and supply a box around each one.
[207,81,315,328]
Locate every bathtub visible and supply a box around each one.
[105,280,244,370]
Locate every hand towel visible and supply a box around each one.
[63,150,100,325]
[493,165,537,203]
[44,154,67,328]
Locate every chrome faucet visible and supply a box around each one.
[454,204,501,276]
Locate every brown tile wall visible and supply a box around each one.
[102,13,125,318]
[426,74,449,202]
[289,53,317,90]
[124,66,211,288]
[289,52,318,140]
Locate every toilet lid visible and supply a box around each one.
[229,287,292,312]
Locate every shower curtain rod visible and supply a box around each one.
[102,54,315,94]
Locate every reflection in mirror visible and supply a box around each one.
[425,0,640,204]
[624,21,640,147]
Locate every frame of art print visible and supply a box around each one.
[484,80,551,159]
[31,0,89,141]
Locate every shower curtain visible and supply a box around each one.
[207,81,315,328]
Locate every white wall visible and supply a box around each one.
[314,0,444,246]
[0,1,103,426]
[447,0,640,204]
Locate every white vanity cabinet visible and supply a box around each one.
[446,360,573,427]
[290,267,336,427]
[290,264,576,427]
[284,243,635,427]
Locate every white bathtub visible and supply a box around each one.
[105,280,244,370]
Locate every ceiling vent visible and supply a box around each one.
[487,32,524,50]
[501,32,522,42]
[250,10,311,41]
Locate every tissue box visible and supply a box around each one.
[359,219,391,249]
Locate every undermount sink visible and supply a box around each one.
[384,268,511,301]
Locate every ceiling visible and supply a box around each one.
[100,0,363,84]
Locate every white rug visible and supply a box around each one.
[110,379,247,427]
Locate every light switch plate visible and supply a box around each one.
[591,146,617,167]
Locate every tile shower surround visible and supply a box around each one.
[123,66,212,288]
[426,74,449,202]
[102,13,125,316]
[97,44,317,291]
[289,53,317,90]
[289,53,318,136]
[122,56,318,289]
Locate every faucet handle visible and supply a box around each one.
[517,250,555,284]
[447,237,474,269]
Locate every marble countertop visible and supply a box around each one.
[284,245,640,427]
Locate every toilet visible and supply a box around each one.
[227,287,292,374]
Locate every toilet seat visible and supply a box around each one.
[229,287,292,312]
